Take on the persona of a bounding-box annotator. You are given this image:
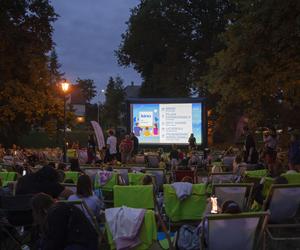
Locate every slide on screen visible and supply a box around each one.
[131,103,202,145]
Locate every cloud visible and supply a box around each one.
[50,0,141,101]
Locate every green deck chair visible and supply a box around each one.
[106,209,157,250]
[114,185,155,209]
[0,172,8,187]
[94,172,119,192]
[281,172,300,184]
[163,184,207,223]
[128,173,145,185]
[203,212,268,250]
[64,171,80,184]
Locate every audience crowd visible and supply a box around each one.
[0,127,299,249]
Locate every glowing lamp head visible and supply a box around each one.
[61,81,70,93]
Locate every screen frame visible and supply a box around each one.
[127,98,207,147]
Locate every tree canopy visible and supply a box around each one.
[103,77,125,128]
[117,0,235,97]
[0,0,64,145]
[76,78,97,103]
[206,0,300,128]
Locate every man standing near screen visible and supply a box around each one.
[107,130,117,162]
[188,133,197,150]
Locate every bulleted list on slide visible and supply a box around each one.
[159,103,192,143]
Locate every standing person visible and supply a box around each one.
[87,134,96,164]
[263,128,278,151]
[119,135,133,164]
[243,126,258,164]
[288,131,300,171]
[169,145,179,170]
[188,133,196,150]
[130,132,139,155]
[106,130,117,162]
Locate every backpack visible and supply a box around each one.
[177,224,201,250]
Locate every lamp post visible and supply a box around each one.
[61,80,70,162]
[97,89,105,124]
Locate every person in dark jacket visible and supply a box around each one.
[31,193,98,250]
[288,131,300,171]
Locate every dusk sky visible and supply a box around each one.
[51,0,141,102]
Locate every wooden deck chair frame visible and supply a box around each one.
[263,184,300,244]
[173,168,197,183]
[145,168,166,191]
[212,183,254,211]
[202,212,269,250]
[210,172,236,184]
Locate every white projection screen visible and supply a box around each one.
[129,98,206,146]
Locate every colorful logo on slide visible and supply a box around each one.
[139,111,153,127]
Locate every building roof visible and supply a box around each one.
[124,84,141,99]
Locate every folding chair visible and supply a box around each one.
[64,171,80,184]
[94,172,119,205]
[0,194,33,226]
[173,169,196,183]
[112,185,173,249]
[163,184,207,224]
[114,185,155,209]
[113,167,131,185]
[244,169,268,183]
[82,167,101,180]
[203,212,268,250]
[57,200,103,243]
[0,171,15,187]
[263,184,300,248]
[147,154,160,168]
[106,209,158,250]
[212,183,254,211]
[145,168,165,191]
[281,173,300,184]
[128,172,146,185]
[211,172,236,184]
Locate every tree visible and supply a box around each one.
[0,0,65,145]
[117,0,235,97]
[103,77,125,128]
[49,48,64,86]
[206,0,300,129]
[76,78,97,103]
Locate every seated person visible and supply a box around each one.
[142,175,153,185]
[16,166,73,199]
[262,148,281,177]
[68,175,104,221]
[31,193,99,250]
[252,175,288,206]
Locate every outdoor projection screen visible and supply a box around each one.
[129,99,206,146]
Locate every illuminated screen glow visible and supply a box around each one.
[131,103,202,144]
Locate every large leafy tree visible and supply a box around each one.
[103,77,125,128]
[0,0,64,145]
[76,78,97,103]
[206,0,300,129]
[117,0,235,97]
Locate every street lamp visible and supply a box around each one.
[61,80,70,162]
[97,89,105,124]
